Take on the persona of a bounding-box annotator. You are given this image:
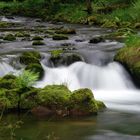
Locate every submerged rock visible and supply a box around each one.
[32,36,43,41]
[89,36,104,44]
[52,34,68,40]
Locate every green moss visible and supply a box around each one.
[25,63,44,79]
[38,85,71,110]
[50,49,63,58]
[32,36,43,41]
[19,51,41,65]
[70,88,98,114]
[52,34,68,40]
[15,32,30,37]
[32,40,45,45]
[114,35,140,86]
[20,88,40,109]
[3,34,16,41]
[0,89,19,111]
[0,75,17,90]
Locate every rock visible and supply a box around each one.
[3,34,16,41]
[19,52,41,65]
[32,40,45,45]
[49,53,84,67]
[114,46,140,87]
[32,36,43,41]
[25,63,44,79]
[89,36,104,44]
[31,106,53,117]
[15,32,30,37]
[0,74,17,89]
[5,16,14,19]
[69,88,105,116]
[52,34,68,40]
[55,28,76,34]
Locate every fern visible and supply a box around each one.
[16,70,39,89]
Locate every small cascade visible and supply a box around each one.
[0,62,17,77]
[36,61,140,113]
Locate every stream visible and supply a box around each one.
[0,16,140,140]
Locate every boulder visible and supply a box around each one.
[52,34,68,40]
[3,34,16,41]
[69,88,105,116]
[32,40,45,45]
[49,52,84,67]
[89,36,104,44]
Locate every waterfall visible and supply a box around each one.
[36,61,140,113]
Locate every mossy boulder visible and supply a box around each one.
[19,51,41,65]
[38,85,71,110]
[114,46,140,87]
[32,36,43,41]
[55,28,76,34]
[0,75,17,89]
[25,63,44,79]
[19,51,44,79]
[49,53,84,67]
[69,88,105,116]
[3,34,16,41]
[15,32,30,37]
[32,40,45,45]
[52,34,68,40]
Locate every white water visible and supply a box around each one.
[0,62,17,77]
[36,62,140,113]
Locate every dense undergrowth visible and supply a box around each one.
[0,0,140,28]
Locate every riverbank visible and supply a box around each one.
[0,0,140,29]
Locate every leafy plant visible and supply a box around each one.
[16,70,39,89]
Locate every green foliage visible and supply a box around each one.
[125,34,140,47]
[15,70,39,89]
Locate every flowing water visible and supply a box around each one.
[0,16,140,140]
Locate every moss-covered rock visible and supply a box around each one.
[114,46,140,87]
[19,51,41,65]
[32,36,43,41]
[32,40,45,45]
[38,85,71,110]
[3,34,16,41]
[69,88,105,116]
[49,53,84,67]
[0,75,17,89]
[25,63,44,79]
[15,32,30,37]
[52,34,68,40]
